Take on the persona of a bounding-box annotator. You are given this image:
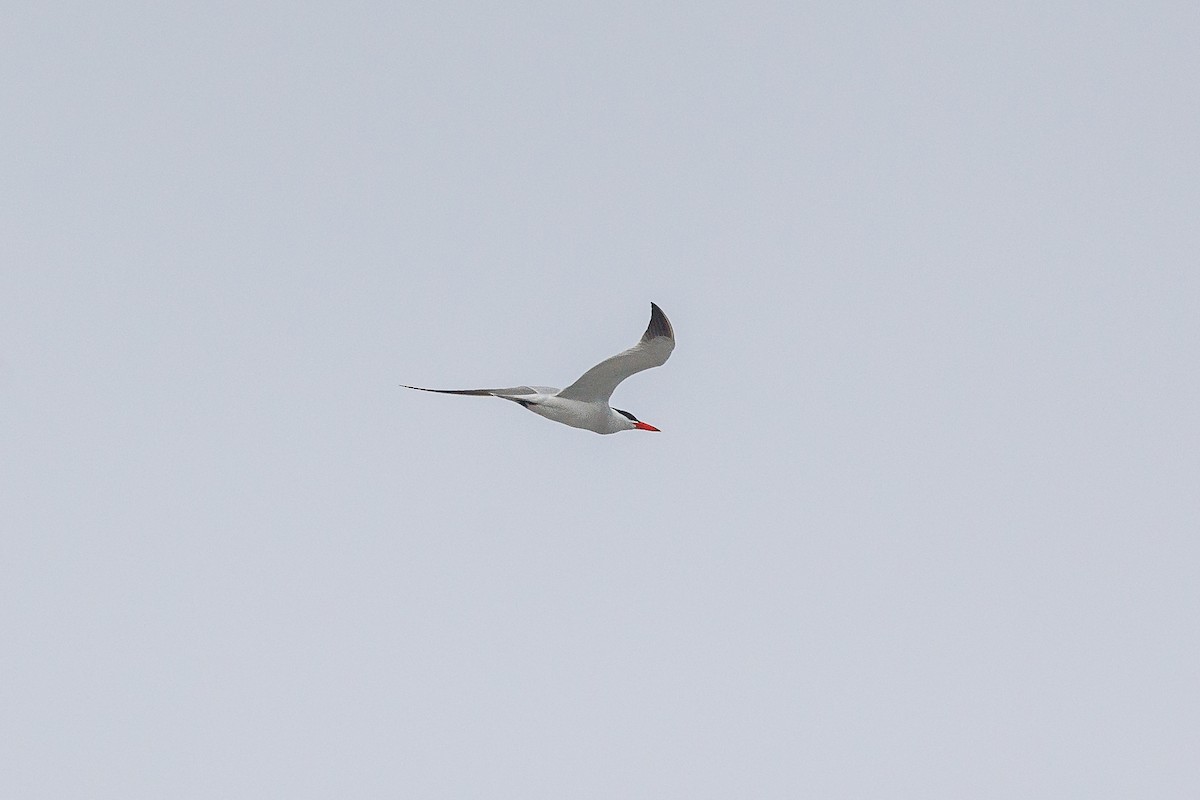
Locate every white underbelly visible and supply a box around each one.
[527,396,616,434]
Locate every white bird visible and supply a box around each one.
[403,303,675,434]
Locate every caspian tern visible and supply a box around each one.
[403,303,674,434]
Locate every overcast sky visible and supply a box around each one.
[3,2,1198,797]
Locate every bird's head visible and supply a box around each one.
[614,408,660,432]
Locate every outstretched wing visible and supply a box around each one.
[556,303,674,403]
[401,385,558,405]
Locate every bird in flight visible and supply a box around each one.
[403,303,675,434]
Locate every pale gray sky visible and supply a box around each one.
[3,2,1198,797]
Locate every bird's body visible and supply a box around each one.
[403,303,675,434]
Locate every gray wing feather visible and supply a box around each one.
[401,385,545,397]
[402,386,562,410]
[556,303,675,403]
[401,386,561,410]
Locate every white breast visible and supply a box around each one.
[527,396,622,434]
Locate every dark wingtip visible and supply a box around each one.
[644,302,674,342]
